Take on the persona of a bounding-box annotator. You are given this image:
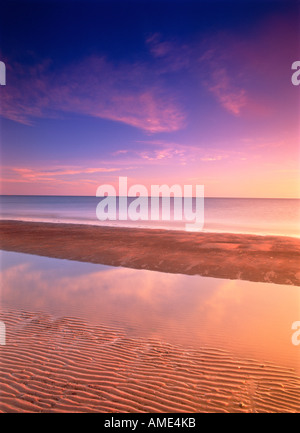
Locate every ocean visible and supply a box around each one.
[0,195,299,238]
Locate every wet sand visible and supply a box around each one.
[1,223,300,413]
[1,308,300,413]
[0,220,300,286]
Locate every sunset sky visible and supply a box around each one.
[0,0,299,197]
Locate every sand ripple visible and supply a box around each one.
[0,309,299,413]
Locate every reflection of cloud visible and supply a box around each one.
[2,257,220,344]
[1,56,186,133]
[2,261,210,341]
[2,252,298,365]
[201,279,243,325]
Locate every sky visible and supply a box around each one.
[0,0,299,197]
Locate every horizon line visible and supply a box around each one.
[0,194,299,200]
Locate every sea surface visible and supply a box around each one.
[0,195,299,237]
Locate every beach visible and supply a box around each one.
[1,307,299,413]
[1,0,299,415]
[1,220,300,413]
[0,220,299,286]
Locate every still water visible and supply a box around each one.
[1,250,299,373]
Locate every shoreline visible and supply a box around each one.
[0,220,300,286]
[1,217,299,240]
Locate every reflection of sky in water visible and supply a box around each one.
[1,250,299,372]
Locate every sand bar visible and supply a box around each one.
[0,220,299,286]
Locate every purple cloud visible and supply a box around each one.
[0,55,186,133]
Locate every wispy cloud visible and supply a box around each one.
[144,33,258,117]
[1,165,121,183]
[1,56,186,133]
[146,33,191,72]
[111,149,129,156]
[131,139,235,166]
[0,163,136,195]
[2,12,294,133]
[207,68,248,115]
[200,155,228,162]
[146,12,297,118]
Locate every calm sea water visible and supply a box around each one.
[0,195,299,237]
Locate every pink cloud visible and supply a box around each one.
[145,32,254,116]
[0,56,186,133]
[132,140,235,166]
[200,155,228,162]
[198,11,299,116]
[1,165,121,185]
[0,163,135,195]
[144,13,298,119]
[208,68,248,115]
[111,149,129,156]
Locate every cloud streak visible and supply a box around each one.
[2,11,296,134]
[0,56,186,133]
[1,165,121,183]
